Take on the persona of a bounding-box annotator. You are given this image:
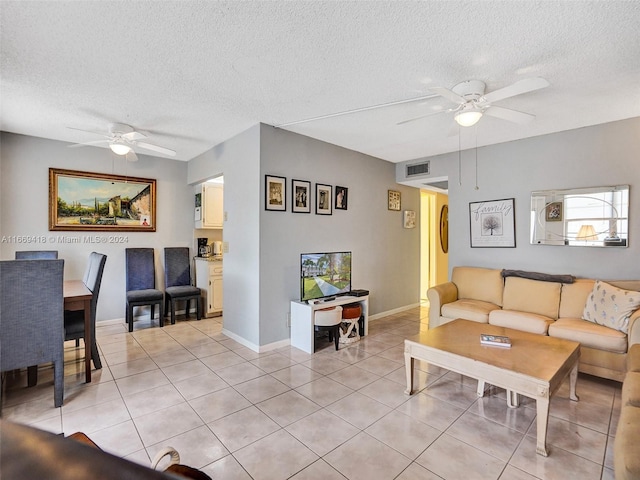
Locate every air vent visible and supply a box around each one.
[406,161,430,177]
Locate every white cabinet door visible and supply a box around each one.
[203,183,223,228]
[195,260,223,316]
[211,276,223,312]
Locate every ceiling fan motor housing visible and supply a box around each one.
[452,80,486,101]
[109,123,135,136]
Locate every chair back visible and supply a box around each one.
[126,248,156,291]
[0,259,64,371]
[83,252,107,320]
[15,250,58,259]
[164,247,192,288]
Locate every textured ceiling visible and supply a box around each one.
[1,1,639,163]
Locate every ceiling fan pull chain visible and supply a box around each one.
[475,125,479,190]
[458,125,462,186]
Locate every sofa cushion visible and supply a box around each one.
[559,279,595,319]
[614,405,640,480]
[502,277,561,319]
[582,280,640,334]
[452,267,504,307]
[628,344,640,373]
[549,318,627,353]
[441,299,497,323]
[622,372,640,407]
[489,310,554,335]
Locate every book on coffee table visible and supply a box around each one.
[480,333,512,348]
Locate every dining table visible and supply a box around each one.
[63,280,93,383]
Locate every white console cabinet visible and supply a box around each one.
[195,258,223,317]
[290,295,369,354]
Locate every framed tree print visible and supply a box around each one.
[469,198,516,247]
[265,175,286,211]
[316,183,332,215]
[292,179,311,213]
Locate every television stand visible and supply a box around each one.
[308,296,336,304]
[291,294,369,354]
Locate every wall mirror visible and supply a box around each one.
[530,185,629,247]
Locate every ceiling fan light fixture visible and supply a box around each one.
[109,142,131,156]
[455,109,483,127]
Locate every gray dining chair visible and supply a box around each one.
[125,248,164,332]
[1,259,65,408]
[17,251,60,386]
[15,250,58,259]
[164,247,201,324]
[64,252,107,370]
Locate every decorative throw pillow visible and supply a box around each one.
[582,280,640,334]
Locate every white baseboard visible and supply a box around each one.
[97,307,195,326]
[98,304,420,351]
[221,329,291,353]
[368,303,421,322]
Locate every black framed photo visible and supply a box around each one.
[265,175,286,211]
[315,183,332,215]
[292,179,311,213]
[469,198,516,247]
[335,186,348,210]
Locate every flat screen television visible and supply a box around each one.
[300,251,351,302]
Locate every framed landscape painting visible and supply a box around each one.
[49,168,156,231]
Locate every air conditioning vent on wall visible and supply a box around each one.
[406,161,430,177]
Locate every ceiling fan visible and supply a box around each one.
[68,123,176,161]
[398,77,550,128]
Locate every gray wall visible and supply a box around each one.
[188,124,421,349]
[258,125,420,346]
[188,125,262,346]
[0,132,195,321]
[396,117,640,280]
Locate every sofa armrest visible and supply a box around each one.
[427,282,458,328]
[627,309,640,347]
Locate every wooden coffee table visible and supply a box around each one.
[404,319,580,456]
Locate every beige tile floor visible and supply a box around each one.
[2,306,621,479]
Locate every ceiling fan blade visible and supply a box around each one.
[481,77,549,104]
[483,105,535,124]
[429,86,467,105]
[67,126,111,139]
[68,140,110,148]
[396,108,452,126]
[122,131,146,141]
[135,141,176,157]
[126,150,138,162]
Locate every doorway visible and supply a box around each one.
[420,189,449,302]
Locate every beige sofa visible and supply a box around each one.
[427,266,640,382]
[614,343,640,480]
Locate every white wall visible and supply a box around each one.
[396,118,640,280]
[1,132,195,321]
